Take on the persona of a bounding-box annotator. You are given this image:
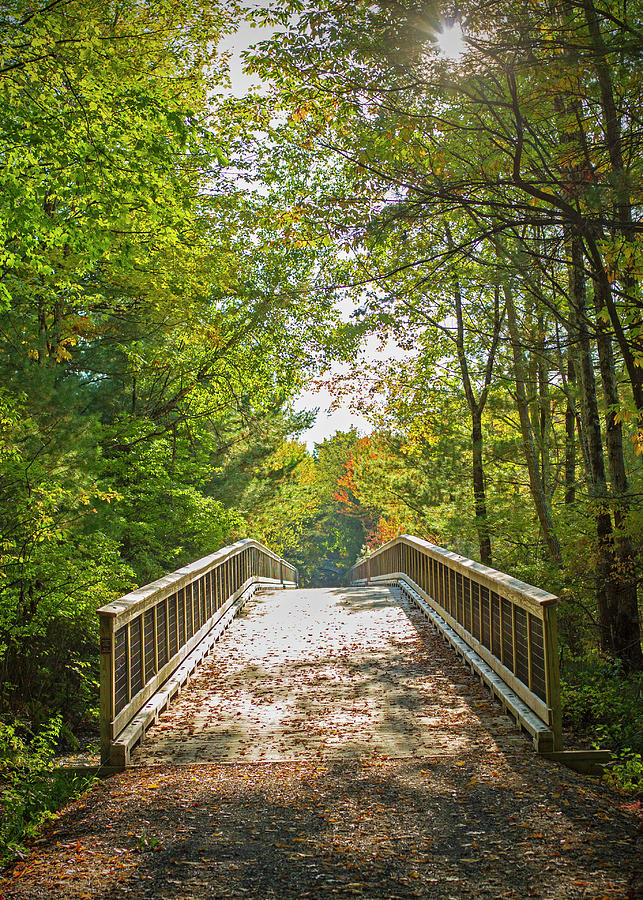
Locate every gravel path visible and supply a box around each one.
[1,586,640,899]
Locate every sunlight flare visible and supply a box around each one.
[437,21,466,61]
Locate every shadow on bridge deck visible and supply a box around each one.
[131,585,528,766]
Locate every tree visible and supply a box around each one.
[247,0,643,668]
[0,0,342,723]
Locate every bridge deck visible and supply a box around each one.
[133,585,527,765]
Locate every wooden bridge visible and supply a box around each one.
[99,536,563,767]
[3,537,640,900]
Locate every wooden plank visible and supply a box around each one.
[478,579,483,644]
[165,596,170,665]
[185,585,190,644]
[499,589,504,665]
[511,602,517,678]
[140,614,146,687]
[542,750,610,775]
[526,610,533,691]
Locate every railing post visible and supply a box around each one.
[99,611,116,765]
[543,604,563,751]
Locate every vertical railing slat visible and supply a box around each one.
[167,597,173,659]
[140,614,146,687]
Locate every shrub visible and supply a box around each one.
[560,652,643,755]
[0,717,92,865]
[602,749,643,796]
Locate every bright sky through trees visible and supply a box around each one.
[437,21,466,60]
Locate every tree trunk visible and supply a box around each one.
[565,338,576,505]
[471,406,492,565]
[503,279,562,565]
[569,234,621,657]
[449,231,498,566]
[590,267,643,670]
[581,0,643,418]
[536,306,552,500]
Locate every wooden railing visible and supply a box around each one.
[99,538,297,765]
[350,535,562,752]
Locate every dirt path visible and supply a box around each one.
[1,587,640,899]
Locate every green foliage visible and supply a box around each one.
[132,829,161,853]
[561,654,643,755]
[0,717,92,864]
[603,750,643,796]
[242,432,366,586]
[105,430,246,585]
[0,0,338,738]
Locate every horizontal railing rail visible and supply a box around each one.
[99,538,297,764]
[349,535,561,752]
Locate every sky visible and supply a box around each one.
[217,14,376,452]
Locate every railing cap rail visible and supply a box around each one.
[351,534,558,607]
[99,538,296,620]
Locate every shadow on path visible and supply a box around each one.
[132,585,529,764]
[1,757,640,899]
